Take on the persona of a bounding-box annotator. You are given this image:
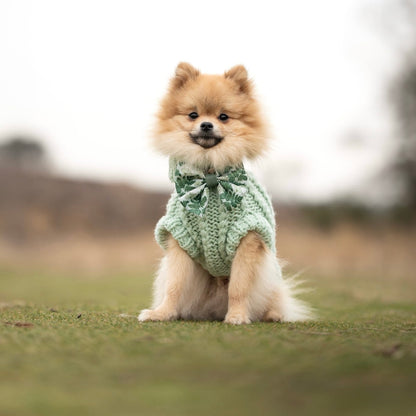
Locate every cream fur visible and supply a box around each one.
[138,234,313,323]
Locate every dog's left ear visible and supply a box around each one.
[224,65,252,94]
[171,62,200,90]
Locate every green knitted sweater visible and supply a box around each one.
[155,159,276,277]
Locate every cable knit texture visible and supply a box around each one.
[155,158,276,277]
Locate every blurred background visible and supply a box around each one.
[0,0,415,280]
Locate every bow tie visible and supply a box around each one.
[173,162,248,216]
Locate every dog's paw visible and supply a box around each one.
[224,312,251,325]
[138,308,177,322]
[137,309,154,322]
[262,310,282,322]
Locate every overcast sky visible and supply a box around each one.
[0,0,399,202]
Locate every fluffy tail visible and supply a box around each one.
[277,271,315,322]
[254,251,315,322]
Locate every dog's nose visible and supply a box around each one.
[200,122,214,132]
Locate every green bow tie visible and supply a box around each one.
[173,162,248,216]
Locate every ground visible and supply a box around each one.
[0,268,415,416]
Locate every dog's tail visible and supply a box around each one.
[252,250,315,322]
[277,271,315,322]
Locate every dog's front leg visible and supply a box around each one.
[138,235,194,322]
[224,231,266,325]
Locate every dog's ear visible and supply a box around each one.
[224,65,252,94]
[171,62,200,89]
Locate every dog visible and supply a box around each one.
[138,63,312,324]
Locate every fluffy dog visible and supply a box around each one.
[138,63,312,324]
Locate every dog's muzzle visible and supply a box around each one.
[190,133,223,149]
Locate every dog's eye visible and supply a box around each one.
[188,112,199,120]
[218,113,229,121]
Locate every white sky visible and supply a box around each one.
[0,0,398,202]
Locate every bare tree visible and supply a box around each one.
[389,0,416,209]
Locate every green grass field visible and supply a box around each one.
[0,267,415,416]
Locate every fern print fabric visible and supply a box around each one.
[173,162,248,216]
[155,158,277,277]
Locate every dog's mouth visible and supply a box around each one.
[190,133,223,149]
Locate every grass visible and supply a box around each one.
[0,267,415,416]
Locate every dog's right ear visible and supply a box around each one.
[170,62,200,89]
[224,65,252,94]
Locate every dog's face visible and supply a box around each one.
[153,63,269,171]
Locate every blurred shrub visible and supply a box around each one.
[0,136,50,173]
[297,201,415,231]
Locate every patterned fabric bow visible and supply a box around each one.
[173,162,248,216]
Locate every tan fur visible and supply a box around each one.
[225,232,266,324]
[139,63,313,324]
[152,62,269,172]
[138,236,197,321]
[138,234,229,322]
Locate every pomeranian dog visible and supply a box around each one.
[138,63,312,324]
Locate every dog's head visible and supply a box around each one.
[153,63,269,171]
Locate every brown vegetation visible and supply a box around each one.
[0,166,167,242]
